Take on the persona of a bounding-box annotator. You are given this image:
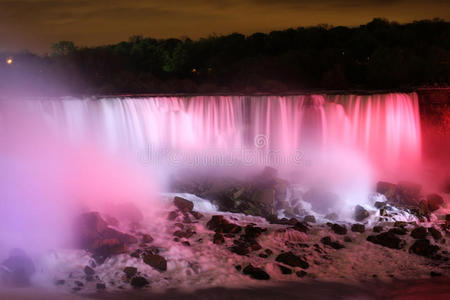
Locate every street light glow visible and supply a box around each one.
[6,58,13,65]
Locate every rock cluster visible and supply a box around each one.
[75,212,138,262]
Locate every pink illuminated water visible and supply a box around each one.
[12,93,421,175]
[0,93,422,252]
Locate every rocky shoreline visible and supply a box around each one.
[1,168,449,296]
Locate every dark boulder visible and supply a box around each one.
[168,211,179,221]
[142,234,153,243]
[292,221,309,233]
[206,215,242,234]
[354,205,369,221]
[373,226,383,233]
[374,201,386,209]
[376,181,397,198]
[75,212,137,258]
[130,276,149,288]
[242,264,270,280]
[428,227,443,240]
[426,194,444,212]
[388,227,408,235]
[213,233,225,245]
[174,196,194,212]
[331,224,347,235]
[278,265,293,275]
[275,252,309,269]
[123,267,138,279]
[367,232,405,249]
[143,254,167,271]
[296,270,307,278]
[321,236,345,249]
[409,239,440,258]
[84,266,95,276]
[96,283,106,290]
[351,224,365,233]
[411,227,428,239]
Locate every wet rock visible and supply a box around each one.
[367,232,405,249]
[296,270,307,278]
[142,234,153,243]
[130,249,143,259]
[265,249,273,256]
[76,212,137,258]
[213,233,225,245]
[174,196,194,212]
[168,211,179,221]
[190,211,204,220]
[373,226,383,233]
[374,201,386,209]
[351,224,365,233]
[331,224,347,235]
[96,283,106,290]
[92,239,128,262]
[173,229,195,239]
[84,266,95,276]
[206,215,242,234]
[430,271,442,277]
[426,194,444,212]
[242,264,270,280]
[321,236,345,249]
[377,181,422,207]
[130,276,149,288]
[376,181,397,199]
[394,221,408,227]
[304,215,316,223]
[244,225,266,239]
[123,267,137,279]
[275,252,309,269]
[143,254,167,271]
[428,227,443,240]
[409,239,440,258]
[278,265,293,275]
[0,249,35,287]
[292,221,309,233]
[411,227,428,239]
[354,205,369,221]
[388,227,408,235]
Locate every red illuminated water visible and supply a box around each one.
[12,93,421,177]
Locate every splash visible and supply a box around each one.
[0,101,159,256]
[0,93,422,253]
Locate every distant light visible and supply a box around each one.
[6,58,13,65]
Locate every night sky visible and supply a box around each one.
[1,0,449,53]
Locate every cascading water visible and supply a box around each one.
[0,93,422,223]
[9,93,421,177]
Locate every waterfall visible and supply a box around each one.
[1,93,422,181]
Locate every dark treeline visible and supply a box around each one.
[1,18,449,95]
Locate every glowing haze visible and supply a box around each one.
[0,0,449,52]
